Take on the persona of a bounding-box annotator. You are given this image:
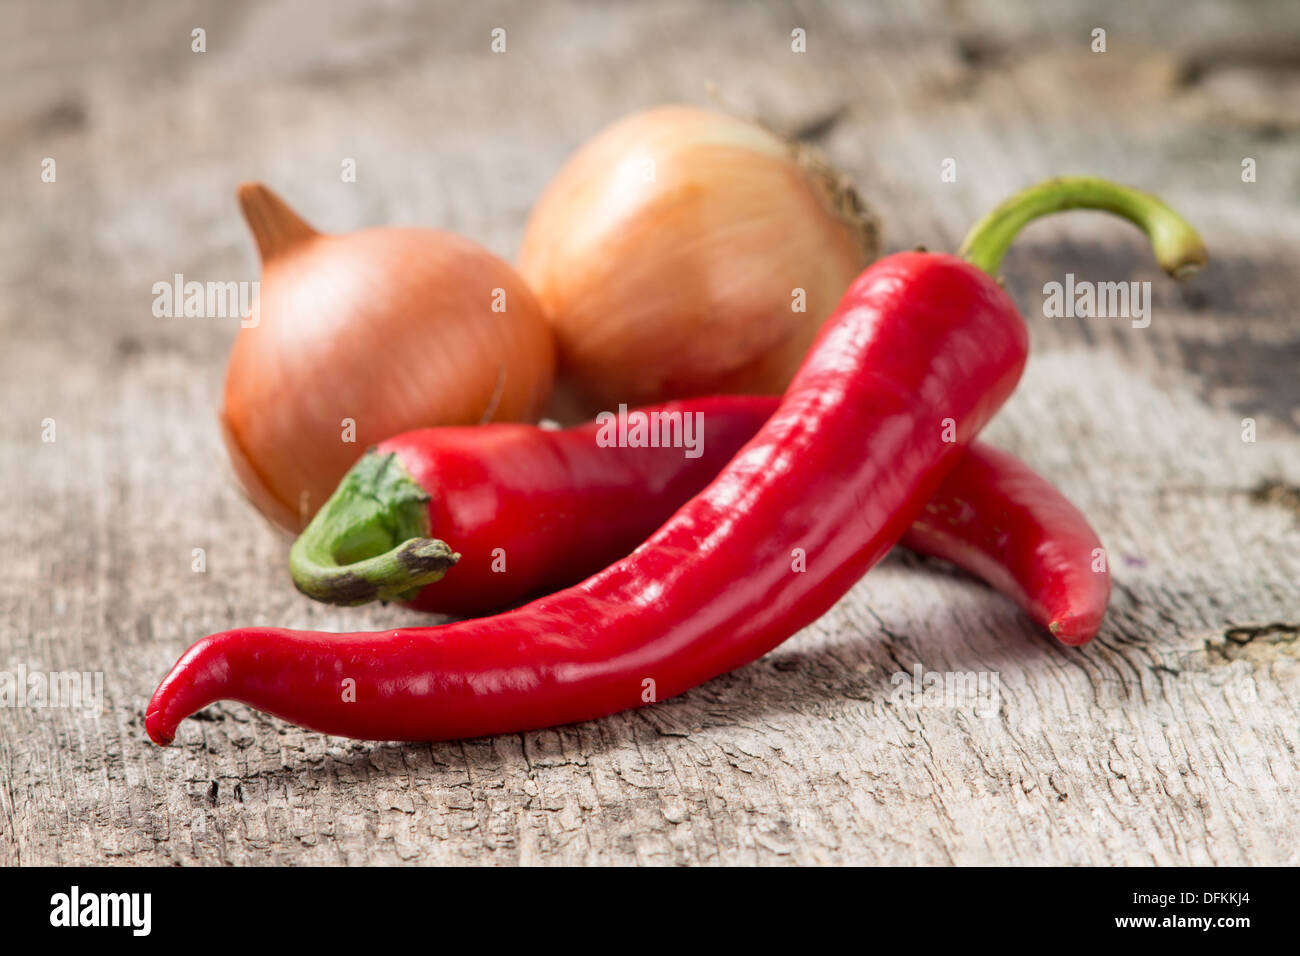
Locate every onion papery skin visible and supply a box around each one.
[223,197,555,534]
[519,105,878,417]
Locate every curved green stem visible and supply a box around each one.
[958,176,1208,278]
[289,450,459,607]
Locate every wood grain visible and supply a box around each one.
[1,0,1297,865]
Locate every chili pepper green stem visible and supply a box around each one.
[289,450,458,606]
[958,176,1208,278]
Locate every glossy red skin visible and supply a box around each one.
[903,444,1110,644]
[147,253,1029,745]
[377,400,1107,639]
[383,399,1109,640]
[384,396,775,616]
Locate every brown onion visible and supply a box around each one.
[222,184,554,532]
[519,105,879,417]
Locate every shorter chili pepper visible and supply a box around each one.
[902,442,1110,644]
[290,397,1109,643]
[287,395,773,616]
[148,178,1204,746]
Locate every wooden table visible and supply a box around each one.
[3,0,1298,865]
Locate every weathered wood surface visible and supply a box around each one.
[2,0,1298,865]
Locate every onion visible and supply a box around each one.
[519,105,879,416]
[222,184,555,532]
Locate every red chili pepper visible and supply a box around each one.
[286,396,776,617]
[902,442,1110,645]
[289,396,1109,643]
[147,178,1204,745]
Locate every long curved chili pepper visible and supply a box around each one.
[288,396,1109,643]
[147,178,1204,745]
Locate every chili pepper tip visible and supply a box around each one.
[144,708,173,746]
